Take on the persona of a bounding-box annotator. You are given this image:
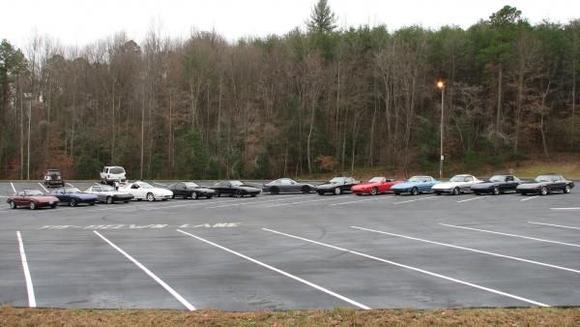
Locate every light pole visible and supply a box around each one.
[437,81,445,179]
[24,93,32,181]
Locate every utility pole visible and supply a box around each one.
[27,97,31,180]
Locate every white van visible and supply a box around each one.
[100,166,127,185]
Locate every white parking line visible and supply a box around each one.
[393,196,436,205]
[328,197,385,207]
[263,197,343,208]
[456,197,485,204]
[520,196,539,202]
[351,226,580,275]
[66,183,75,188]
[440,223,580,248]
[550,207,580,211]
[16,231,36,307]
[10,182,16,193]
[528,221,580,231]
[94,231,196,311]
[262,228,549,307]
[177,229,370,310]
[38,183,48,193]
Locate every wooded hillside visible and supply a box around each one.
[0,4,579,180]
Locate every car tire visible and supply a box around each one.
[106,197,113,204]
[89,202,95,206]
[301,186,311,194]
[216,192,221,197]
[70,199,78,207]
[317,191,324,196]
[435,192,442,196]
[146,193,155,202]
[270,187,279,195]
[355,193,362,196]
[30,202,36,210]
[51,203,57,208]
[251,194,257,197]
[124,201,129,203]
[8,201,16,209]
[194,193,200,200]
[235,190,243,198]
[493,187,500,196]
[540,187,548,196]
[334,187,341,195]
[452,187,460,196]
[370,187,378,196]
[411,187,419,196]
[394,192,400,195]
[564,185,571,194]
[474,192,481,196]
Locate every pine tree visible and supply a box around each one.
[307,0,337,33]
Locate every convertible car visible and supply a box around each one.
[516,174,574,196]
[351,177,402,195]
[168,181,215,199]
[212,180,261,197]
[432,174,483,195]
[7,190,59,210]
[85,184,134,204]
[119,181,173,201]
[316,177,359,195]
[262,178,316,194]
[392,176,438,195]
[471,175,521,195]
[50,187,98,206]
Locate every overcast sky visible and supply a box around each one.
[2,0,579,48]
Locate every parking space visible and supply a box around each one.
[1,181,579,310]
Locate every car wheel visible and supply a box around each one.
[194,193,199,200]
[106,196,113,204]
[270,187,279,195]
[474,192,481,196]
[334,187,342,195]
[146,193,155,202]
[250,194,257,197]
[216,192,221,197]
[452,187,460,196]
[8,201,16,209]
[301,186,311,194]
[493,187,500,196]
[51,203,57,208]
[171,194,175,199]
[70,199,78,207]
[394,192,400,195]
[435,192,442,196]
[317,191,324,195]
[30,202,36,210]
[540,187,548,196]
[89,202,95,206]
[564,185,571,194]
[411,187,419,196]
[124,201,129,203]
[370,187,378,196]
[235,190,243,198]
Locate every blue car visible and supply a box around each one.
[392,176,438,195]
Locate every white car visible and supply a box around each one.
[100,166,127,185]
[85,184,134,204]
[119,181,173,201]
[432,174,483,195]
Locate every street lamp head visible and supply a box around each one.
[436,80,445,89]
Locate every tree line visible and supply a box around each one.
[0,4,579,180]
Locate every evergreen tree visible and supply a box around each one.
[307,0,337,33]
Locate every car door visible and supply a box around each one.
[551,176,566,191]
[461,176,474,192]
[14,194,26,206]
[504,176,517,192]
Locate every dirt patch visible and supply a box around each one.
[1,307,579,327]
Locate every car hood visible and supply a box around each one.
[96,191,133,196]
[32,196,60,202]
[239,186,260,192]
[317,183,344,189]
[193,187,215,193]
[517,182,546,189]
[471,182,501,188]
[70,193,98,199]
[432,182,469,189]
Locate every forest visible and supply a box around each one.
[0,3,579,180]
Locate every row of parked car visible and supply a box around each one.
[7,173,574,210]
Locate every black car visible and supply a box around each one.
[43,169,65,188]
[516,174,575,196]
[168,182,215,199]
[212,180,261,197]
[50,187,98,206]
[316,177,359,195]
[262,178,315,194]
[471,175,521,195]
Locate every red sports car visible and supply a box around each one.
[7,190,59,210]
[351,177,402,195]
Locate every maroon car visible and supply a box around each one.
[7,190,59,210]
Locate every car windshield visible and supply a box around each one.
[329,177,345,184]
[184,182,199,188]
[65,188,81,193]
[99,185,115,191]
[110,167,125,174]
[138,182,153,189]
[25,190,44,196]
[409,176,428,182]
[535,175,558,182]
[230,181,243,187]
[450,175,467,182]
[489,175,506,182]
[368,177,384,183]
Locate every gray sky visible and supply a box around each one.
[2,0,579,48]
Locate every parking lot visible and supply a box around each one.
[1,180,579,311]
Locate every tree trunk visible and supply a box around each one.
[496,63,503,141]
[306,100,315,174]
